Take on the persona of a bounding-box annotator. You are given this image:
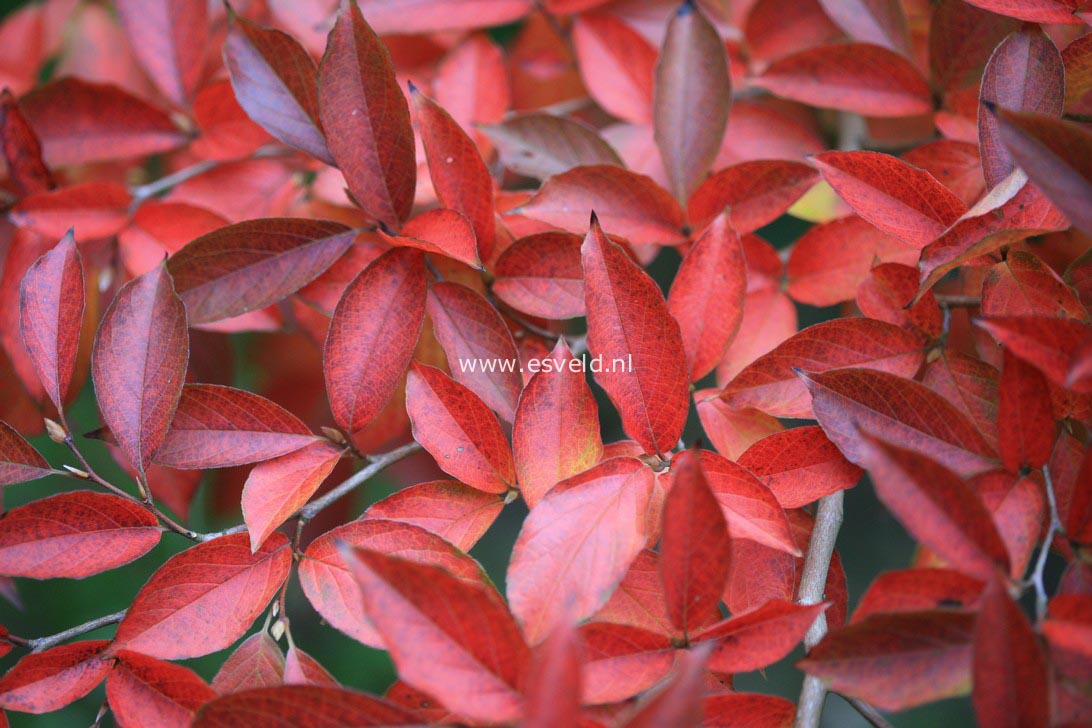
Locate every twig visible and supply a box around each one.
[23,610,127,653]
[844,696,895,728]
[794,490,846,728]
[1028,464,1062,622]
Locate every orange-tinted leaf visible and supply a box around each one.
[978,27,1063,189]
[519,166,685,246]
[224,13,331,164]
[721,318,925,419]
[802,368,1000,477]
[687,161,818,234]
[212,633,285,693]
[799,611,975,711]
[20,78,185,166]
[92,264,188,474]
[812,151,966,248]
[299,518,491,649]
[112,533,292,660]
[0,419,49,486]
[155,384,317,470]
[411,85,496,260]
[513,339,602,508]
[10,182,131,240]
[0,491,160,579]
[18,231,82,413]
[852,569,983,623]
[483,113,622,180]
[695,600,826,673]
[738,426,862,509]
[0,89,52,195]
[493,232,585,320]
[973,579,1050,728]
[115,0,206,106]
[365,480,504,551]
[242,440,344,551]
[582,219,688,456]
[653,3,729,203]
[318,2,415,229]
[406,362,514,493]
[507,457,654,644]
[668,214,746,381]
[427,281,521,421]
[341,544,528,724]
[192,686,415,727]
[860,436,1009,581]
[0,641,112,714]
[107,651,216,728]
[325,247,426,434]
[572,15,657,124]
[756,43,931,117]
[168,218,356,325]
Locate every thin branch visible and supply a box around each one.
[1028,464,1062,622]
[794,490,846,728]
[844,696,896,728]
[24,610,126,653]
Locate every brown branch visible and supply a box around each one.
[794,490,846,728]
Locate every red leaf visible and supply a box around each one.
[618,643,712,728]
[852,568,983,623]
[978,27,1064,189]
[325,247,426,434]
[982,250,1086,319]
[694,394,784,461]
[929,0,1021,94]
[695,600,826,673]
[0,88,52,195]
[801,368,1000,477]
[433,33,509,152]
[155,384,317,470]
[594,549,675,637]
[720,318,925,419]
[856,263,943,342]
[378,208,481,269]
[581,622,675,703]
[354,0,530,34]
[427,281,521,422]
[365,480,504,551]
[107,651,215,728]
[991,108,1092,236]
[653,3,730,203]
[859,435,1009,581]
[0,418,50,487]
[405,362,515,493]
[687,161,819,235]
[411,86,496,261]
[284,646,338,687]
[523,619,583,727]
[223,13,331,164]
[0,491,160,579]
[738,426,863,509]
[702,692,796,728]
[10,182,131,240]
[902,140,985,206]
[112,533,292,660]
[697,450,798,554]
[961,0,1083,24]
[922,353,1000,450]
[1043,594,1092,663]
[212,633,285,693]
[193,686,415,727]
[19,78,186,167]
[998,351,1055,472]
[18,231,82,413]
[242,440,344,552]
[976,315,1092,391]
[168,218,356,325]
[483,113,623,181]
[755,43,932,117]
[299,518,491,648]
[317,1,415,229]
[507,457,654,644]
[493,232,585,320]
[582,218,688,456]
[668,214,746,381]
[817,0,911,55]
[799,611,975,711]
[513,339,603,508]
[341,543,529,724]
[115,0,206,106]
[812,151,967,248]
[0,641,112,714]
[92,264,188,474]
[973,579,1050,728]
[518,166,685,246]
[572,15,657,124]
[660,450,730,634]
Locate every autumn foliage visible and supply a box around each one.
[0,0,1090,725]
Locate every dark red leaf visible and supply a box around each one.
[976,315,1092,391]
[0,419,50,487]
[997,350,1055,472]
[493,232,585,320]
[0,641,112,714]
[107,651,215,728]
[483,113,622,180]
[0,88,52,195]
